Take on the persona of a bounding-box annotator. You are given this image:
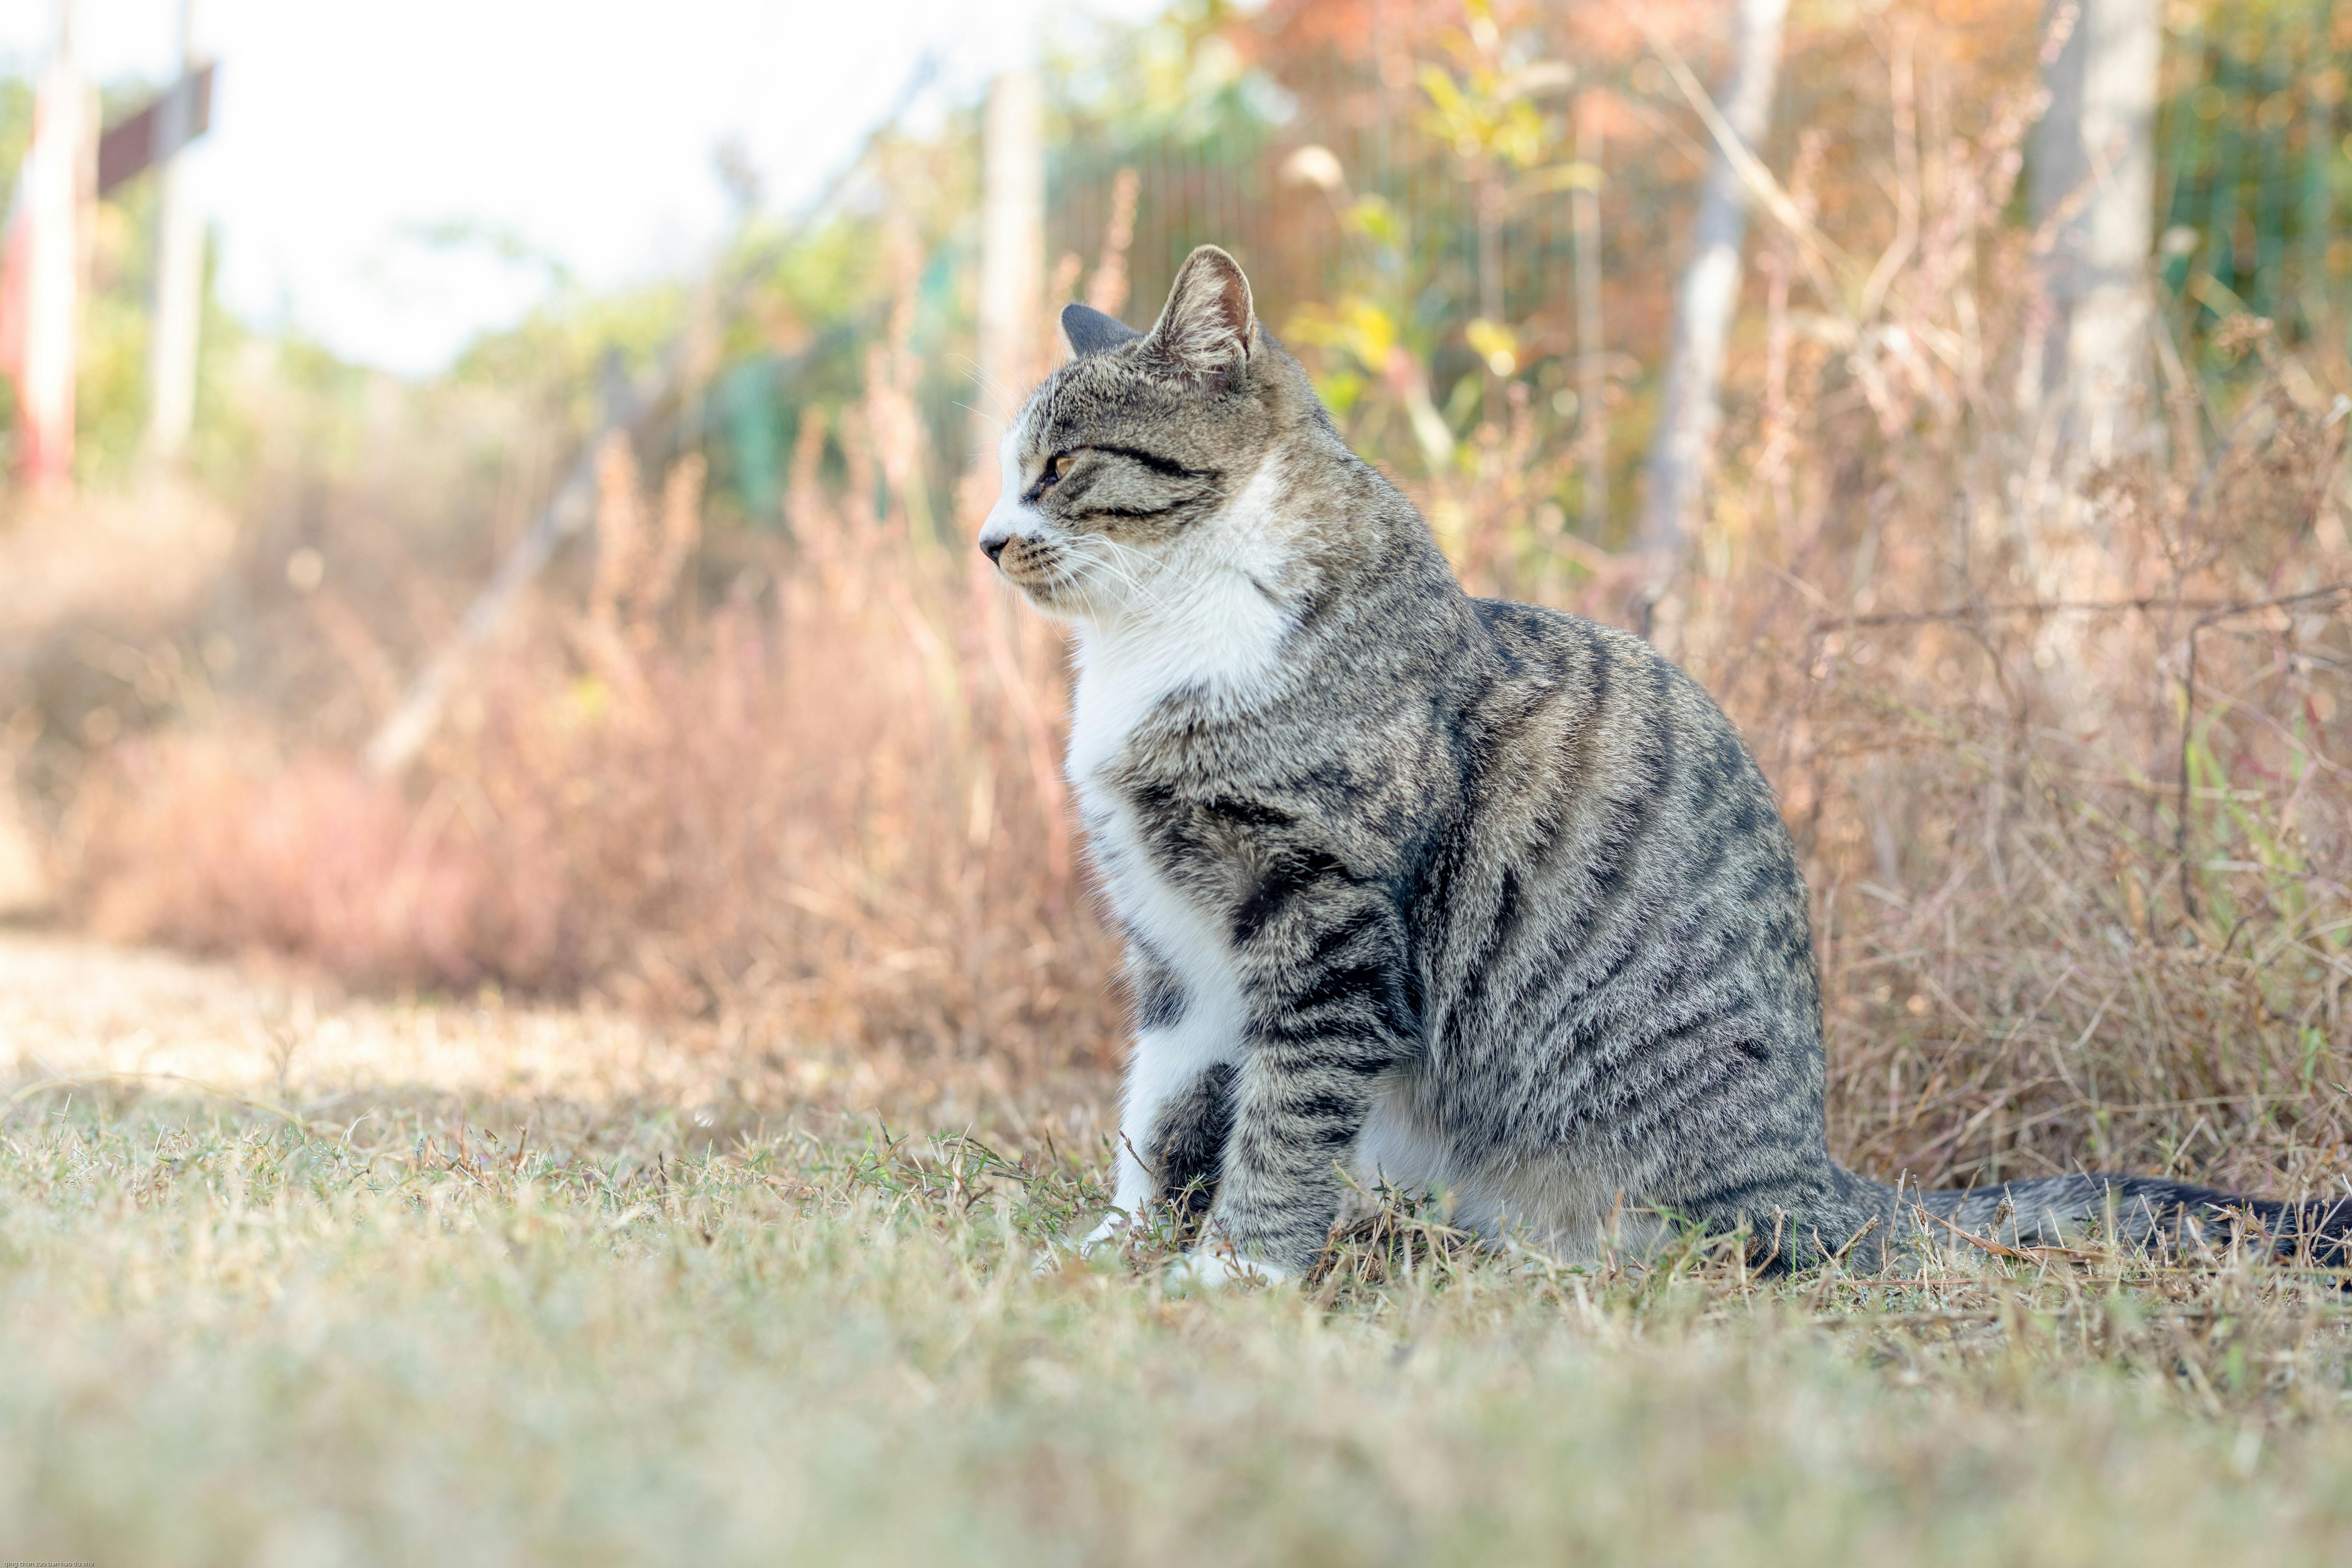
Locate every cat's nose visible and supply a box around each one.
[980,533,1008,565]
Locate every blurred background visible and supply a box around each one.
[0,0,2347,1194]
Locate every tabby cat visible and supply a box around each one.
[980,244,2348,1284]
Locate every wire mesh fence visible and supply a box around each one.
[2157,0,2351,359]
[1047,48,1592,398]
[1044,0,2352,422]
[736,1,2352,553]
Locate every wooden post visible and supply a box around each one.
[9,0,91,498]
[976,66,1045,425]
[146,0,204,462]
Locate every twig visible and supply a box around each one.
[1813,581,2352,634]
[1910,1202,2090,1263]
[1616,2,1857,313]
[1814,1308,2001,1327]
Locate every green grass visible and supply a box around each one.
[8,1086,2352,1566]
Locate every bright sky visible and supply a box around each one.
[0,0,1163,375]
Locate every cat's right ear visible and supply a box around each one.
[1062,302,1142,356]
[1140,244,1255,393]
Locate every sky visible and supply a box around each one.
[0,0,1164,375]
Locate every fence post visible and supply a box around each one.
[8,4,91,499]
[146,0,204,462]
[977,67,1045,434]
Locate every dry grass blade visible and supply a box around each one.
[1,1069,342,1137]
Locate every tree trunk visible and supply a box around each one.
[2025,0,2161,461]
[1638,0,1790,572]
[1573,91,1608,542]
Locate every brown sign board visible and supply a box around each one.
[97,62,215,195]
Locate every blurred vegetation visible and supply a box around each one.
[13,0,2348,549]
[0,0,2347,1207]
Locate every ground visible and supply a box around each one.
[5,929,2352,1566]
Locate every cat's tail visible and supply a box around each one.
[1855,1170,2352,1268]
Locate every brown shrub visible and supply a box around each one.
[67,731,485,985]
[61,444,1121,1090]
[58,368,2352,1189]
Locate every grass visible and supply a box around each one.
[7,9,2350,1552]
[8,938,2352,1566]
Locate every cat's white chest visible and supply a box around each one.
[1061,453,1294,787]
[1064,566,1291,939]
[1067,648,1219,981]
[1065,638,1167,794]
[1065,581,1294,1152]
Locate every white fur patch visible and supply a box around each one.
[976,427,1030,558]
[1061,456,1300,1234]
[1162,1249,1296,1292]
[1064,456,1296,778]
[1086,818,1248,1224]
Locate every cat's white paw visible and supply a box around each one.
[1163,1249,1297,1292]
[1032,1209,1136,1275]
[1078,1208,1136,1251]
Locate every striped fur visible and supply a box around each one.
[982,246,2352,1280]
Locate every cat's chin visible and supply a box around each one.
[1000,572,1117,624]
[1001,576,1081,617]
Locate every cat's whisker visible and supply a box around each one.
[948,355,1019,428]
[1074,537,1185,622]
[1065,552,1156,615]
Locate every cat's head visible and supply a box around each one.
[979,245,1315,621]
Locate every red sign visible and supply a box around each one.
[97,62,214,195]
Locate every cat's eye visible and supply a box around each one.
[1029,452,1079,502]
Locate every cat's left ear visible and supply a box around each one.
[1062,302,1142,356]
[1141,244,1255,392]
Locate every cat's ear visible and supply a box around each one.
[1062,302,1142,356]
[1140,245,1255,392]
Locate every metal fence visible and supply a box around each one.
[1046,52,1600,391]
[1046,4,2352,393]
[2158,0,2350,356]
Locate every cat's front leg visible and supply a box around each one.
[1195,876,1415,1279]
[1066,1053,1236,1258]
[1069,945,1238,1256]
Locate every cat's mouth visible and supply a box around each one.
[993,537,1072,599]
